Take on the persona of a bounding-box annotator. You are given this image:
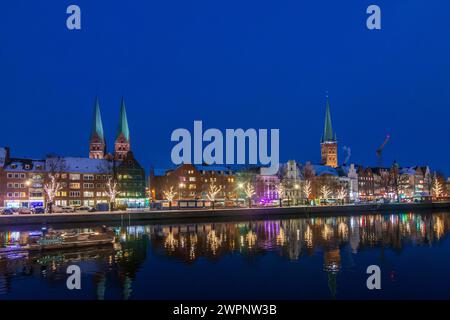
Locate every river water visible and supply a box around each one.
[1,210,450,299]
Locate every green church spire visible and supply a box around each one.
[91,97,105,141]
[322,94,336,142]
[117,97,130,142]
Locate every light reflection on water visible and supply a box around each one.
[0,211,449,299]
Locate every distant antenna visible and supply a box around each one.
[343,146,351,166]
[376,134,390,167]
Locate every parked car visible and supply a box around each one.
[63,206,75,213]
[33,207,45,214]
[1,208,15,215]
[51,205,75,213]
[18,207,33,214]
[51,205,64,213]
[75,206,95,213]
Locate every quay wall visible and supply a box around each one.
[1,202,450,227]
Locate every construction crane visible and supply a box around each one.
[376,134,390,167]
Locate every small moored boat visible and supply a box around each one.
[0,227,115,256]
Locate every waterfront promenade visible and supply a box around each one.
[1,202,450,226]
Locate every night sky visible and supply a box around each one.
[1,1,449,175]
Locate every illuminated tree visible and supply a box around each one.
[105,177,121,211]
[163,186,177,209]
[337,186,347,204]
[44,155,67,213]
[44,174,62,212]
[98,158,120,211]
[207,180,222,209]
[303,180,312,204]
[244,182,255,208]
[320,185,332,202]
[432,173,444,198]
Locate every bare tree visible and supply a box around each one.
[275,183,285,207]
[163,186,177,209]
[105,177,120,211]
[336,186,347,205]
[98,159,119,211]
[320,184,332,203]
[44,155,67,213]
[432,173,444,199]
[44,174,62,213]
[303,180,312,205]
[207,180,222,210]
[243,182,255,208]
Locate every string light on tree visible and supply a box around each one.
[44,174,62,213]
[207,180,222,209]
[320,185,332,201]
[303,180,312,203]
[105,177,120,211]
[163,186,177,208]
[432,173,444,198]
[244,182,255,208]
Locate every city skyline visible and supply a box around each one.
[1,94,447,175]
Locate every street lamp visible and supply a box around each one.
[178,183,184,201]
[235,183,244,207]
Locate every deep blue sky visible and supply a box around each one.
[1,1,449,175]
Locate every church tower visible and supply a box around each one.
[114,97,131,160]
[320,95,338,167]
[89,97,106,159]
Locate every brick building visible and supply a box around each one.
[150,164,236,202]
[0,147,46,208]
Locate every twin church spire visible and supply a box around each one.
[89,97,131,160]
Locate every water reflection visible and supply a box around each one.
[0,211,449,299]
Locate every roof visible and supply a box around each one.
[4,159,46,172]
[47,157,111,174]
[90,97,105,141]
[312,164,338,176]
[399,167,417,175]
[194,165,232,172]
[116,97,130,141]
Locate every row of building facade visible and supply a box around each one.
[149,97,449,205]
[1,96,448,210]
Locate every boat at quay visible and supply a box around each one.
[0,227,115,256]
